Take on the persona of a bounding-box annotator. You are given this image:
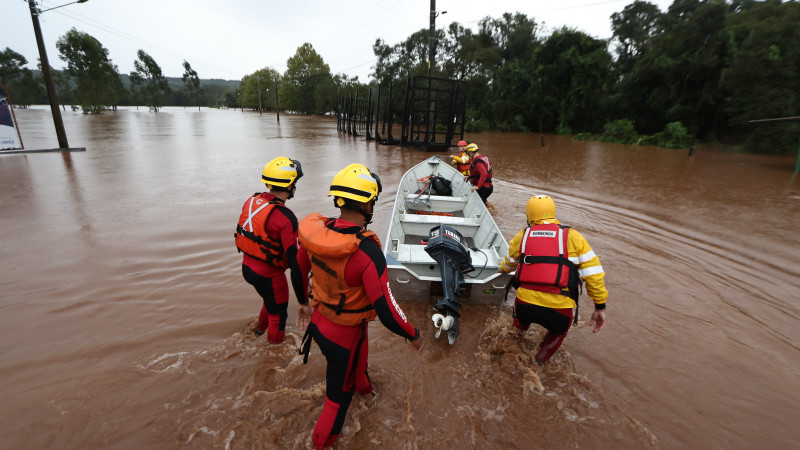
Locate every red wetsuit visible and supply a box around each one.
[298,216,418,449]
[239,193,309,343]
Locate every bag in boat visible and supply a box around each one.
[430,175,452,196]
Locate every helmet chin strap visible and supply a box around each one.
[358,200,376,227]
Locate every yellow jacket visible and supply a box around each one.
[452,152,471,176]
[500,221,608,309]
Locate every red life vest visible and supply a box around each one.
[468,155,493,186]
[514,223,579,299]
[298,213,380,326]
[235,194,289,270]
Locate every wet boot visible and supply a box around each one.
[257,305,268,335]
[266,313,285,344]
[513,317,529,337]
[313,398,344,449]
[535,331,568,364]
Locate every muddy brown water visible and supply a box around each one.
[1,107,798,449]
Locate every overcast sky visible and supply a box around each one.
[4,0,675,82]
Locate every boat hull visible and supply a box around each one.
[383,157,512,304]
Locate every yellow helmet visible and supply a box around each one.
[329,163,382,204]
[526,195,556,225]
[262,157,303,188]
[465,143,479,153]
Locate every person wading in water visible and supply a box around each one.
[296,163,422,449]
[450,139,471,176]
[235,157,309,344]
[498,194,607,365]
[464,143,493,203]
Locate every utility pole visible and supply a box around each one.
[428,0,436,78]
[27,0,69,149]
[257,76,262,115]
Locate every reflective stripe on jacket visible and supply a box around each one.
[235,193,289,270]
[298,213,380,326]
[452,152,471,175]
[500,221,608,309]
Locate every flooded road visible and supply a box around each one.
[1,107,798,449]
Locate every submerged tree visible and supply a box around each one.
[281,43,332,114]
[0,47,42,107]
[55,28,120,114]
[239,67,280,111]
[181,60,203,111]
[130,50,171,112]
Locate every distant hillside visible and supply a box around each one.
[118,73,240,91]
[34,70,240,91]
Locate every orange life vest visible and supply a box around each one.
[235,194,289,270]
[514,223,579,299]
[298,213,380,326]
[455,152,471,175]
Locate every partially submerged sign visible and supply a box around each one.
[1,85,24,150]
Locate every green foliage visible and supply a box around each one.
[56,28,121,114]
[6,2,798,155]
[0,47,28,85]
[239,67,280,111]
[130,50,171,112]
[465,117,491,133]
[720,0,800,154]
[599,119,639,144]
[281,43,332,114]
[0,48,45,107]
[181,61,202,111]
[658,121,691,148]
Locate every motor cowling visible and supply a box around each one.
[424,225,473,344]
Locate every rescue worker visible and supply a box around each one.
[296,163,422,450]
[235,157,309,344]
[450,139,471,176]
[464,143,493,203]
[498,195,607,365]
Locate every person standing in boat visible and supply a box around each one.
[464,143,493,203]
[296,163,422,450]
[235,157,309,344]
[450,139,471,176]
[498,194,607,365]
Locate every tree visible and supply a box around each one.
[55,28,120,114]
[534,27,612,134]
[624,0,729,136]
[0,47,29,85]
[181,60,203,111]
[721,0,800,153]
[130,50,171,112]
[0,47,42,107]
[281,43,332,114]
[611,1,663,75]
[239,67,280,111]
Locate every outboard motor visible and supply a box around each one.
[424,225,473,344]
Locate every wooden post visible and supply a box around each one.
[275,80,280,123]
[796,139,800,174]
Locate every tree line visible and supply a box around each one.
[370,0,800,154]
[2,0,798,154]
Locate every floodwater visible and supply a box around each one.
[1,107,798,449]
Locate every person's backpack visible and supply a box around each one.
[430,175,452,196]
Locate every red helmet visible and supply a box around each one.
[457,140,468,147]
